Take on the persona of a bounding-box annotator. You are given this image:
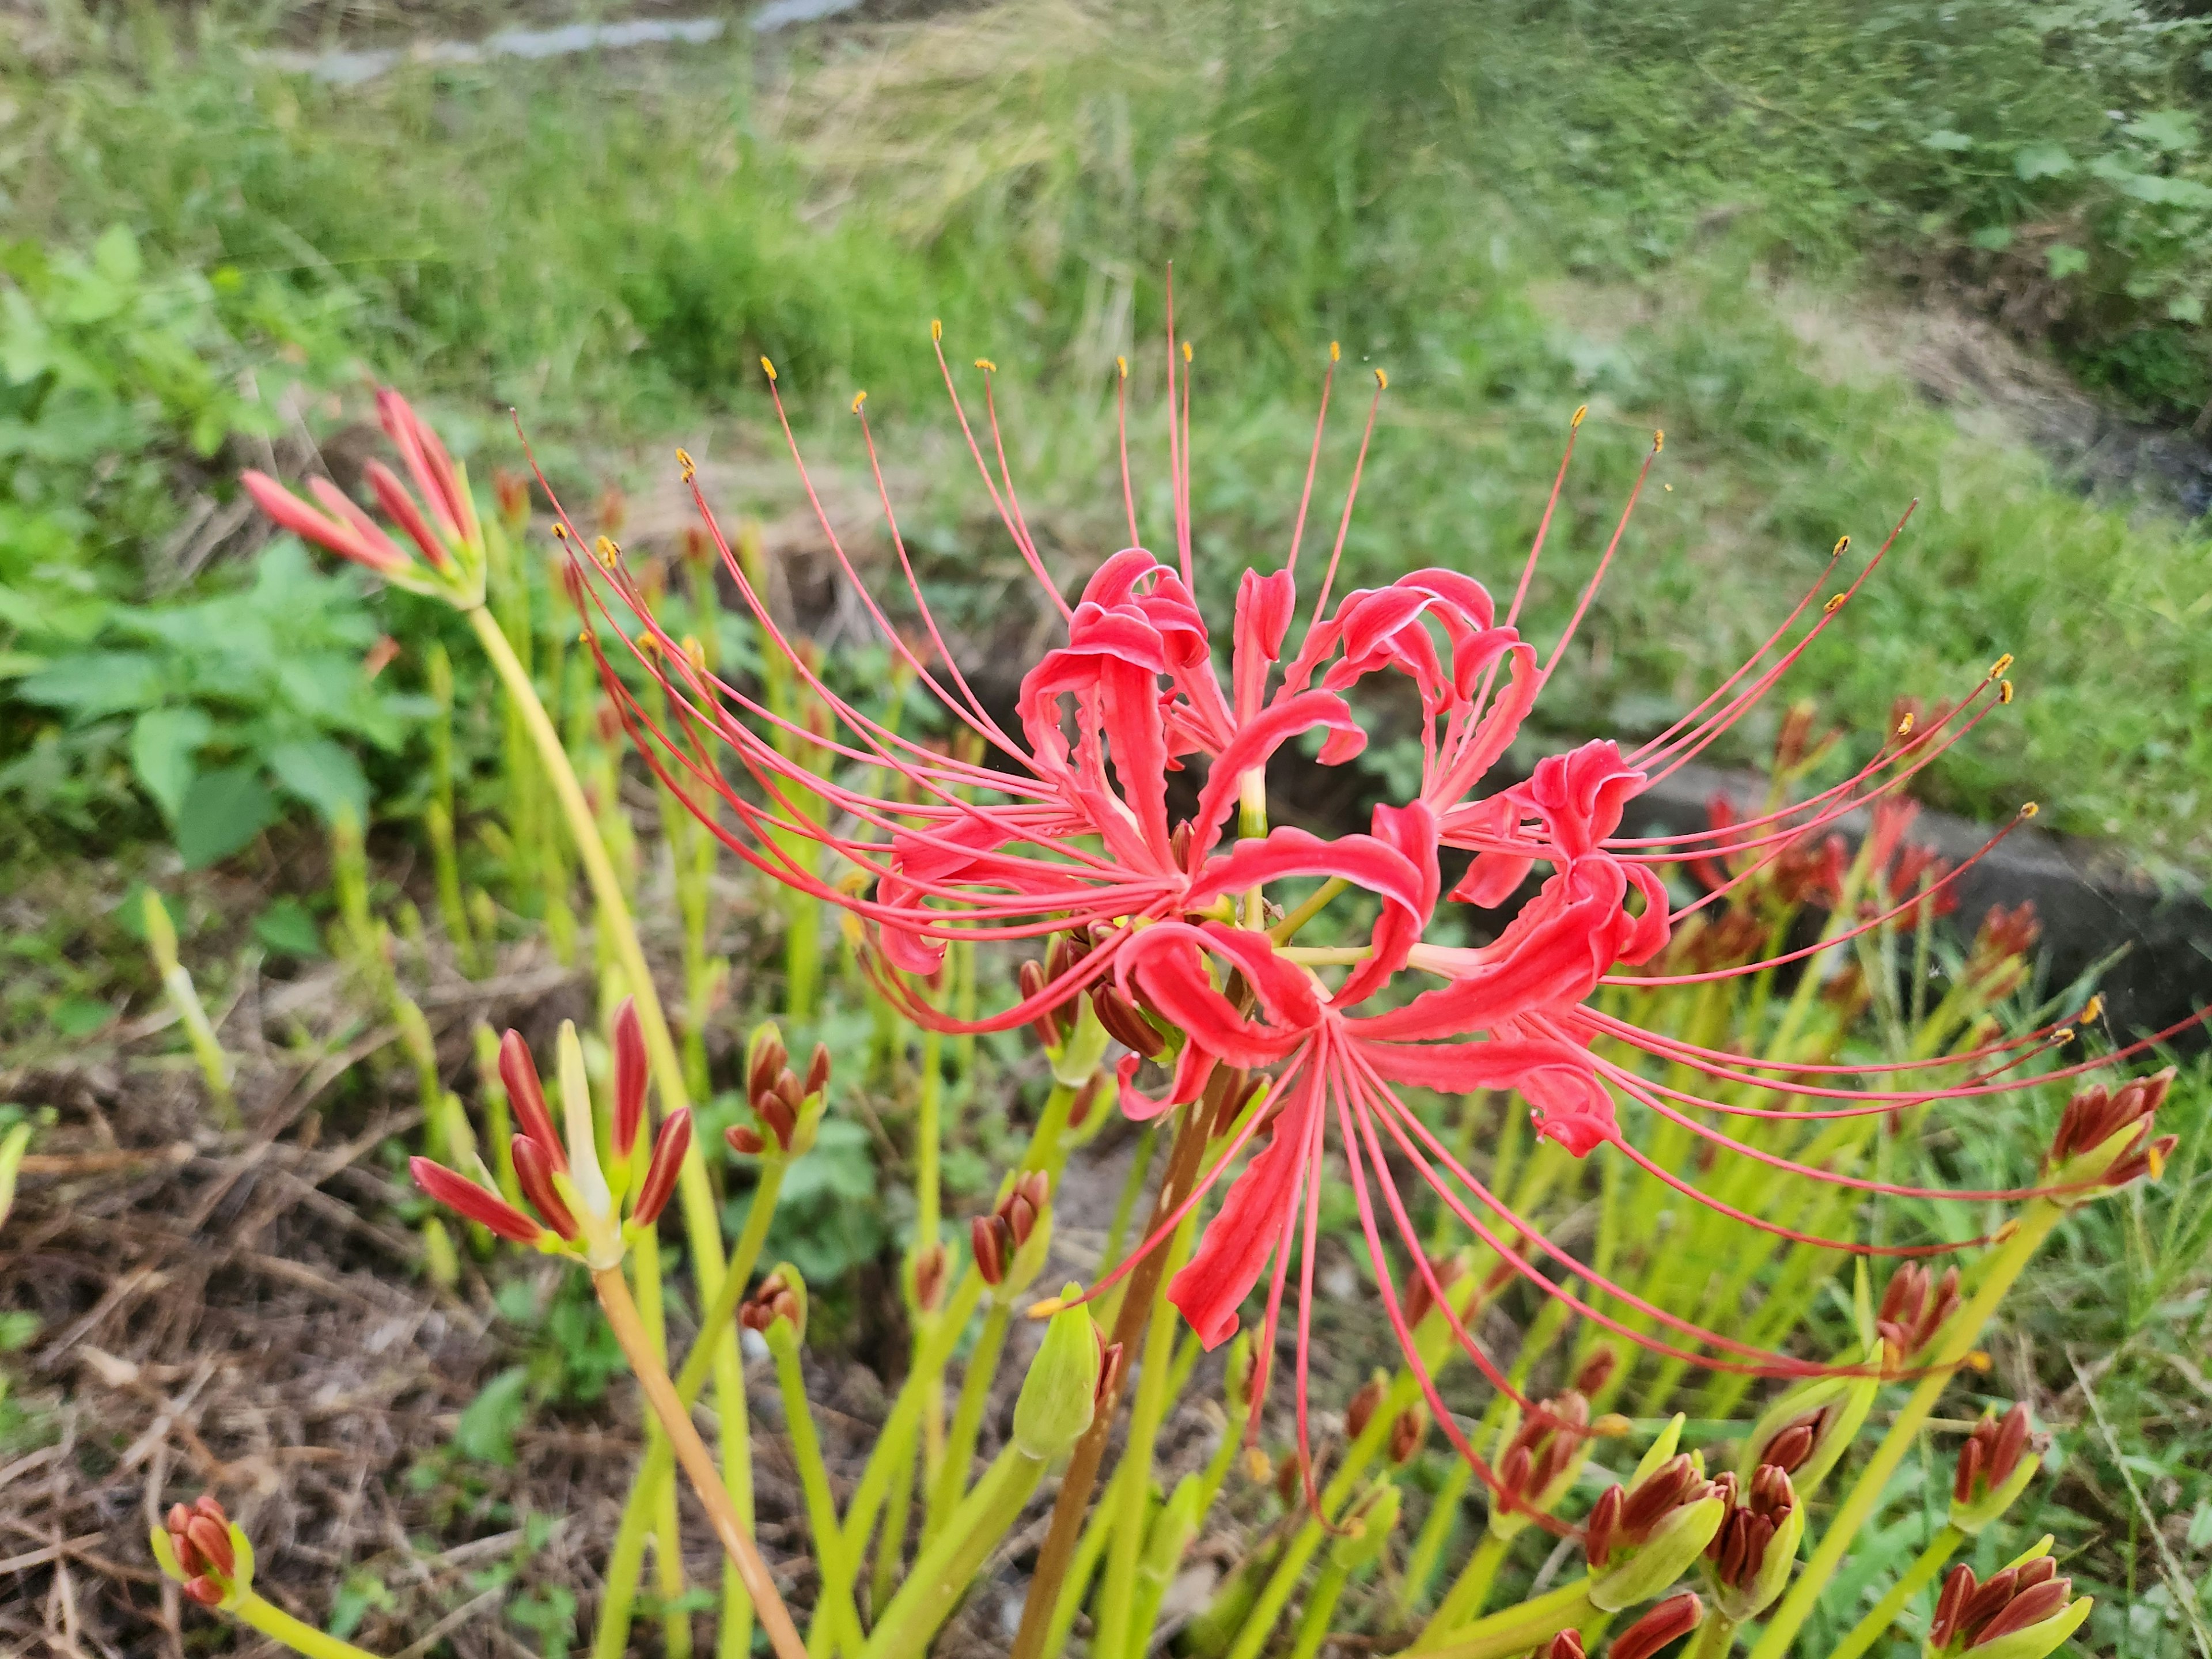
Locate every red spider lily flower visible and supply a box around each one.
[516,287,2199,1522]
[242,387,486,603]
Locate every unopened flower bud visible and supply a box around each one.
[1590,1424,1726,1612]
[1346,1374,1388,1441]
[746,1027,789,1107]
[971,1215,1009,1286]
[1488,1389,1594,1540]
[912,1243,946,1313]
[1612,1592,1704,1659]
[1950,1404,2044,1535]
[1876,1263,1961,1366]
[610,997,648,1158]
[498,1028,565,1171]
[1738,1371,1876,1498]
[803,1043,831,1101]
[1703,1464,1802,1621]
[740,1268,807,1341]
[631,1109,691,1228]
[1068,1071,1104,1130]
[1544,1634,1586,1659]
[1092,984,1166,1059]
[1014,1282,1101,1460]
[1928,1547,2092,1658]
[511,1134,580,1241]
[1404,1252,1470,1332]
[411,1157,546,1246]
[1389,1404,1429,1465]
[1574,1346,1619,1399]
[153,1494,252,1610]
[2044,1067,2177,1202]
[726,1124,766,1156]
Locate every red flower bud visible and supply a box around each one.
[726,1124,766,1156]
[804,1043,831,1100]
[971,1215,1007,1286]
[1389,1404,1428,1464]
[1611,1592,1703,1659]
[1545,1635,1586,1659]
[1574,1346,1618,1399]
[183,1575,225,1607]
[184,1516,234,1578]
[1346,1376,1387,1441]
[1584,1483,1624,1569]
[748,1035,788,1106]
[632,1109,691,1228]
[511,1134,580,1241]
[499,1029,565,1170]
[411,1157,544,1244]
[611,998,648,1158]
[913,1244,946,1312]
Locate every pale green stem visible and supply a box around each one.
[918,1020,943,1255]
[927,1298,1013,1538]
[1286,1559,1351,1659]
[232,1590,390,1659]
[1092,1210,1201,1659]
[1270,876,1349,942]
[770,1326,863,1657]
[1423,1531,1509,1639]
[1413,1578,1594,1658]
[1401,1459,1473,1616]
[1687,1611,1739,1659]
[858,1447,1047,1659]
[870,1433,917,1620]
[1821,1524,1963,1659]
[842,1271,988,1563]
[1748,1202,2064,1659]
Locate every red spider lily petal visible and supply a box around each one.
[241,470,410,574]
[1185,692,1364,863]
[375,387,467,547]
[411,1157,543,1244]
[1169,1060,1323,1347]
[1232,566,1296,718]
[498,1028,565,1170]
[611,996,648,1158]
[362,459,453,571]
[631,1109,691,1228]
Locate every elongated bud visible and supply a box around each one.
[611,998,647,1157]
[1739,1370,1876,1498]
[1389,1403,1428,1465]
[1590,1448,1725,1612]
[499,1029,565,1169]
[971,1215,1008,1286]
[411,1157,544,1245]
[1018,959,1064,1049]
[804,1043,831,1100]
[1092,983,1167,1059]
[511,1135,580,1241]
[740,1267,807,1341]
[912,1243,946,1312]
[555,1021,612,1237]
[1404,1251,1469,1332]
[1544,1635,1585,1659]
[1014,1282,1101,1460]
[1346,1373,1388,1441]
[747,1025,789,1105]
[1489,1389,1595,1541]
[631,1109,691,1227]
[1705,1464,1802,1621]
[726,1124,767,1156]
[1612,1592,1704,1659]
[2043,1067,2177,1202]
[1951,1403,2044,1535]
[1929,1547,2092,1658]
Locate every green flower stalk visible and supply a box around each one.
[142,888,237,1128]
[0,1122,31,1232]
[1286,1483,1401,1659]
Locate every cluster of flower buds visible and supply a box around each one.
[153,1494,252,1611]
[1738,1364,1878,1498]
[1927,1546,2092,1658]
[1611,1592,1706,1659]
[1661,906,1769,976]
[740,1267,806,1340]
[1963,902,2040,998]
[242,388,486,605]
[411,1010,691,1271]
[1771,699,1840,782]
[1876,1262,1962,1367]
[1950,1404,2045,1535]
[1019,926,1169,1065]
[2043,1067,2176,1201]
[1489,1387,1596,1541]
[1702,1464,1802,1622]
[971,1170,1052,1287]
[726,1028,830,1156]
[1586,1420,1727,1612]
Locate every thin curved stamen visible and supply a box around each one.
[929,330,1074,621]
[1540,437,1658,684]
[1283,343,1340,582]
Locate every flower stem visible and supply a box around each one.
[1747,1201,2063,1659]
[1413,1578,1595,1659]
[1687,1611,1739,1659]
[927,1297,1013,1537]
[1286,1558,1351,1659]
[591,1266,808,1659]
[1423,1530,1510,1639]
[1820,1524,1963,1659]
[1006,1095,1215,1659]
[767,1325,863,1656]
[230,1590,389,1659]
[859,1446,1047,1659]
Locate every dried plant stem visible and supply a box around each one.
[1821,1523,1962,1659]
[590,1266,808,1659]
[1748,1200,2063,1659]
[1007,1096,1214,1659]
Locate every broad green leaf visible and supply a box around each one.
[2127,109,2200,154]
[14,650,164,718]
[2047,244,2090,280]
[252,897,325,959]
[130,706,213,823]
[176,764,278,868]
[267,736,369,825]
[2014,142,2075,182]
[454,1366,531,1466]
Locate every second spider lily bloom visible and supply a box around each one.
[151,1494,254,1611]
[241,387,487,604]
[1927,1544,2092,1658]
[1703,1465,1802,1623]
[1951,1404,2045,1534]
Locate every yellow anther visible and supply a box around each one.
[1178,341,1191,365]
[1330,340,1342,363]
[1593,1413,1634,1438]
[975,357,996,372]
[1999,679,2015,704]
[1965,1350,1993,1374]
[931,318,943,342]
[1824,593,1847,613]
[1993,1219,2020,1245]
[1833,535,1850,557]
[2081,994,2104,1023]
[852,390,867,414]
[551,522,569,539]
[759,355,777,382]
[681,635,707,673]
[1116,354,1128,379]
[1652,428,1664,452]
[1373,367,1388,389]
[1896,713,1915,738]
[675,446,695,481]
[2052,1028,2075,1046]
[1987,652,2013,679]
[2147,1143,2169,1180]
[1571,403,1588,429]
[1664,482,1673,491]
[1025,1296,1065,1320]
[593,535,622,569]
[2020,801,2039,819]
[1243,1446,1272,1480]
